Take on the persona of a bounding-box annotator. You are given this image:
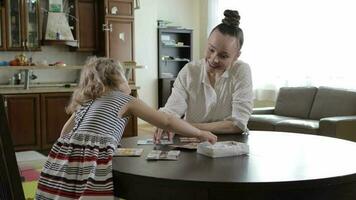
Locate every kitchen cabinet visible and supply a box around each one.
[0,2,5,50]
[69,0,98,51]
[3,89,138,152]
[98,0,135,84]
[4,0,41,51]
[104,17,133,63]
[3,93,69,152]
[123,88,137,137]
[40,93,72,150]
[3,94,41,151]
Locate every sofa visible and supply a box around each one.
[248,86,356,142]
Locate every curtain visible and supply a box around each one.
[208,0,356,101]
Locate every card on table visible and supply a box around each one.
[137,138,173,145]
[115,148,143,157]
[170,142,198,150]
[179,137,200,143]
[146,150,180,160]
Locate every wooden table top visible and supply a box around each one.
[112,131,356,185]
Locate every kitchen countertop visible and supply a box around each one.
[0,84,139,94]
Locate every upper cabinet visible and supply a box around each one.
[105,0,133,17]
[4,0,41,51]
[98,0,135,84]
[0,2,5,50]
[68,0,98,51]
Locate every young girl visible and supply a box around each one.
[35,57,217,199]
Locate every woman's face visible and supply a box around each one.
[205,30,240,71]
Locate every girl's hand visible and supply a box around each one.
[154,128,175,143]
[197,131,217,144]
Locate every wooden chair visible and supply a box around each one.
[0,95,26,200]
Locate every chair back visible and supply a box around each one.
[0,95,25,200]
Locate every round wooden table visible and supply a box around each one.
[112,131,356,200]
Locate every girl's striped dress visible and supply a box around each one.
[36,91,133,200]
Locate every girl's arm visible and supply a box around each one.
[60,113,75,136]
[123,98,217,143]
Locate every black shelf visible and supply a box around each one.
[157,28,193,107]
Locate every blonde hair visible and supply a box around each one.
[66,57,126,114]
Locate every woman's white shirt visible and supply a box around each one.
[160,59,253,131]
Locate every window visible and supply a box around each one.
[210,0,356,101]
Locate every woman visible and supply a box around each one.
[154,9,253,142]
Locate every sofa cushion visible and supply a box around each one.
[274,87,317,119]
[309,87,356,120]
[275,119,319,134]
[248,115,296,131]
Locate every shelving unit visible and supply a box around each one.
[157,28,192,107]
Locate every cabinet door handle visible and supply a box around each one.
[4,99,8,117]
[119,32,125,41]
[102,24,113,32]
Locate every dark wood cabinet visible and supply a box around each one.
[3,93,69,152]
[0,3,5,50]
[4,89,137,152]
[3,0,41,51]
[3,94,41,151]
[123,88,137,137]
[98,0,135,84]
[40,93,72,150]
[105,17,133,62]
[157,28,192,107]
[70,0,98,51]
[105,0,133,17]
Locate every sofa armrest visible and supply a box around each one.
[319,116,356,142]
[252,107,275,114]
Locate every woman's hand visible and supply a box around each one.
[197,131,217,144]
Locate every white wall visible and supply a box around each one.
[134,0,202,124]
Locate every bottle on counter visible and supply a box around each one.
[14,72,22,85]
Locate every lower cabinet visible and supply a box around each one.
[4,90,137,152]
[40,93,73,150]
[123,89,138,137]
[4,94,41,151]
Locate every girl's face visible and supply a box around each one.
[118,74,131,95]
[205,30,241,71]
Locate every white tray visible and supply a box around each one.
[197,141,249,158]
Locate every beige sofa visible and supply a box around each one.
[248,86,356,142]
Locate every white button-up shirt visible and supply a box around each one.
[160,59,253,131]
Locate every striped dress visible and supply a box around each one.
[36,91,133,200]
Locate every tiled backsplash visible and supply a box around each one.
[0,46,92,85]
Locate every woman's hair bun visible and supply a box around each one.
[222,10,240,28]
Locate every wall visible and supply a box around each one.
[134,0,202,124]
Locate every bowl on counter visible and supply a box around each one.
[0,61,10,66]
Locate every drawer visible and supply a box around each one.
[107,0,133,17]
